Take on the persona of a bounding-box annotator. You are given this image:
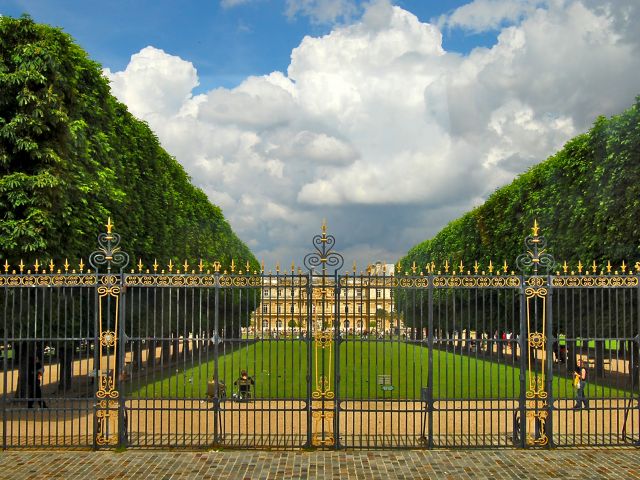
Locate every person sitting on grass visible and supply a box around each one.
[234,370,254,400]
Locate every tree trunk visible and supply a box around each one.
[184,334,190,357]
[147,340,156,368]
[14,342,32,399]
[171,333,180,362]
[566,342,576,374]
[58,344,73,392]
[161,340,171,364]
[132,341,142,368]
[631,340,639,390]
[594,340,605,377]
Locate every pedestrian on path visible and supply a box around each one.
[573,359,588,410]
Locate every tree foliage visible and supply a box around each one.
[397,97,640,338]
[0,15,257,272]
[400,97,640,274]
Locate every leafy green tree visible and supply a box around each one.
[0,15,260,394]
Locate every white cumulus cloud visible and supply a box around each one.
[105,0,640,268]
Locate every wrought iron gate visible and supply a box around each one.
[0,220,638,449]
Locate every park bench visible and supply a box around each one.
[377,374,394,392]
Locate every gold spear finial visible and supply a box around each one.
[3,260,9,273]
[459,260,464,274]
[474,260,479,274]
[411,261,417,274]
[79,259,85,272]
[198,259,204,273]
[532,219,539,236]
[562,261,569,274]
[19,260,25,274]
[488,260,494,274]
[577,261,583,274]
[502,260,508,274]
[168,259,174,272]
[621,261,627,273]
[34,259,40,272]
[606,260,612,274]
[183,260,189,272]
[137,258,143,272]
[591,260,597,274]
[444,259,450,273]
[106,217,113,234]
[153,259,159,273]
[231,259,236,273]
[49,259,55,273]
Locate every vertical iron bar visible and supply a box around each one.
[306,272,313,447]
[92,277,100,450]
[118,274,127,448]
[518,275,527,448]
[213,271,220,445]
[545,276,554,447]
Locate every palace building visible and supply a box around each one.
[252,263,397,333]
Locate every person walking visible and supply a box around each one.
[573,359,588,410]
[27,356,47,409]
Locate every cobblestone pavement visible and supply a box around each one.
[2,448,639,480]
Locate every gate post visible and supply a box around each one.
[516,220,555,448]
[427,269,434,448]
[89,218,130,449]
[333,272,341,450]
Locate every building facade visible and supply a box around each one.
[252,263,397,334]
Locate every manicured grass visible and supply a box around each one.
[129,340,627,400]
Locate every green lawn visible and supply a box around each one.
[129,340,627,400]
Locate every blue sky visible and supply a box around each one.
[2,0,639,268]
[4,0,495,92]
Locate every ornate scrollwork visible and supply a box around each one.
[95,399,119,446]
[303,221,344,274]
[312,375,335,399]
[89,218,130,273]
[516,220,555,275]
[311,405,335,446]
[552,275,638,288]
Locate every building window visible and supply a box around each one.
[357,305,362,314]
[262,320,268,328]
[277,305,282,314]
[356,290,361,297]
[263,289,269,296]
[278,288,283,296]
[276,320,283,329]
[344,320,350,329]
[376,289,382,298]
[262,305,269,313]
